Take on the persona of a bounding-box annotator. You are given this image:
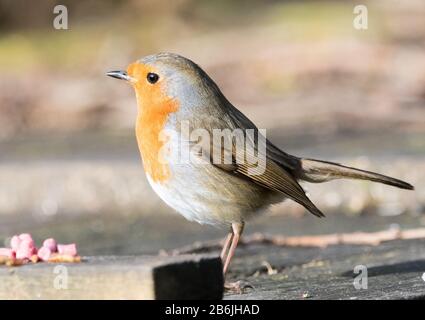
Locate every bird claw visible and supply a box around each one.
[224,280,254,294]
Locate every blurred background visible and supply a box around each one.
[0,0,424,256]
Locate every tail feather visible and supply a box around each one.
[299,158,414,190]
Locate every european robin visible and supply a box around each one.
[107,53,414,280]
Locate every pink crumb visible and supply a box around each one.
[15,239,37,259]
[19,238,35,250]
[18,233,33,242]
[15,247,33,260]
[0,248,15,259]
[57,244,77,256]
[42,238,57,252]
[10,235,21,250]
[37,246,52,261]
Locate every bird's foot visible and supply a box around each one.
[224,280,254,294]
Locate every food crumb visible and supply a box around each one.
[0,233,80,267]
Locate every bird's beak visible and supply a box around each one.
[106,70,135,83]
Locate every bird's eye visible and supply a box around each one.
[147,72,159,84]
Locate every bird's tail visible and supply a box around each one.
[298,158,414,190]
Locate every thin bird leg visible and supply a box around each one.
[220,230,234,262]
[223,222,245,275]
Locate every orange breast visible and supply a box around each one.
[129,63,179,183]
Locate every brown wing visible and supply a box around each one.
[187,97,324,217]
[209,102,324,218]
[210,138,325,218]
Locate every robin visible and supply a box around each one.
[107,53,414,281]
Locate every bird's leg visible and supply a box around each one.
[223,222,244,275]
[222,222,252,293]
[220,229,234,262]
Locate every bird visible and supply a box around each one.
[107,52,414,284]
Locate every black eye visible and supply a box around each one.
[147,72,159,84]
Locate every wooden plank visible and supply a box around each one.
[224,238,425,300]
[2,234,423,299]
[0,254,223,300]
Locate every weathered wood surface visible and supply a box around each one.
[1,237,424,300]
[223,238,425,300]
[0,254,223,300]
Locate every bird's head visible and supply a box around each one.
[107,53,222,117]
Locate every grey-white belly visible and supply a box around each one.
[147,159,283,227]
[143,128,283,227]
